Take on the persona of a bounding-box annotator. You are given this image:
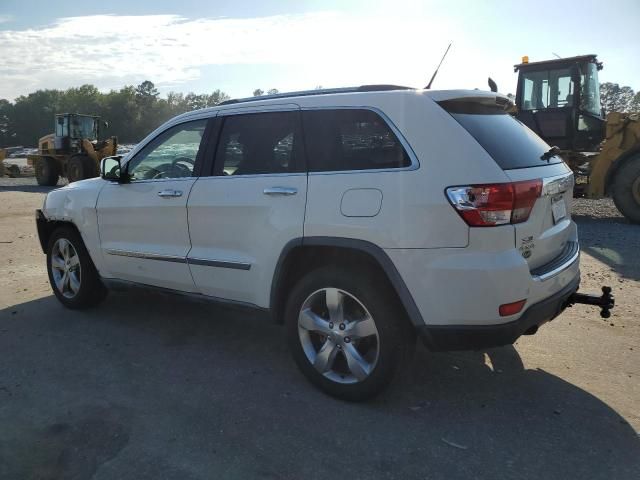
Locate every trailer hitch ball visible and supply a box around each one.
[600,286,613,319]
[568,286,615,319]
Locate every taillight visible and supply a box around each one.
[499,299,526,316]
[446,179,542,227]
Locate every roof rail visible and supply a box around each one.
[219,84,413,106]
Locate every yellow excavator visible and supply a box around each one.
[27,113,117,186]
[511,54,640,223]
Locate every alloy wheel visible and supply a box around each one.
[51,238,82,298]
[298,288,380,384]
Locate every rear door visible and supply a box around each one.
[186,107,307,307]
[439,96,575,270]
[96,118,210,291]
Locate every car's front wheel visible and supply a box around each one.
[46,226,107,309]
[285,266,410,401]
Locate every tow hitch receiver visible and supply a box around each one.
[567,286,615,319]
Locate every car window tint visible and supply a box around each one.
[302,109,411,172]
[127,119,207,181]
[216,111,301,175]
[438,100,562,170]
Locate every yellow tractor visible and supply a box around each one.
[27,113,117,186]
[512,54,640,223]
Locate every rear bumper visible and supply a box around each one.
[418,272,580,351]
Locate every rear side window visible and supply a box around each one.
[215,111,302,175]
[439,99,562,170]
[302,109,411,172]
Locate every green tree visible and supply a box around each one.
[600,82,636,113]
[0,81,230,146]
[0,99,14,146]
[207,89,230,106]
[630,92,640,113]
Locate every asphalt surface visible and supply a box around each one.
[0,179,639,480]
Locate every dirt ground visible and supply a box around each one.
[0,179,639,480]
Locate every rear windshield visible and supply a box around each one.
[438,99,563,170]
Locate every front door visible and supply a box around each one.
[96,118,210,291]
[187,108,307,307]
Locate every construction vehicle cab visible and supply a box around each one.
[54,114,99,151]
[513,54,640,224]
[28,113,117,186]
[514,54,605,152]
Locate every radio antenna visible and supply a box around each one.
[425,43,452,89]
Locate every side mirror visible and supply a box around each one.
[100,156,125,182]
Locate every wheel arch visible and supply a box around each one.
[269,236,425,329]
[36,211,83,254]
[604,145,640,195]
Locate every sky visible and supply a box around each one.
[1,0,639,101]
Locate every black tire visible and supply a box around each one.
[35,157,59,186]
[7,164,20,178]
[285,265,411,401]
[46,226,107,309]
[612,155,640,224]
[67,154,98,183]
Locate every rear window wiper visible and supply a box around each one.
[541,146,560,162]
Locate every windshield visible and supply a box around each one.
[69,116,97,140]
[581,62,601,115]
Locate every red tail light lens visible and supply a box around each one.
[446,179,542,226]
[499,299,527,316]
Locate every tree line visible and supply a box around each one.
[0,81,637,148]
[0,81,231,147]
[600,82,640,114]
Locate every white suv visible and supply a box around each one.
[36,86,581,400]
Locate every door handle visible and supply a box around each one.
[263,187,297,196]
[157,189,183,198]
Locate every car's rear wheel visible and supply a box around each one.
[285,266,409,401]
[47,226,107,309]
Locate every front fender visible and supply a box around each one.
[41,178,106,273]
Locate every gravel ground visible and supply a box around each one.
[572,197,627,221]
[0,179,638,480]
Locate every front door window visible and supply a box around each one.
[126,119,207,181]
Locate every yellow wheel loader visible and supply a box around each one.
[27,113,117,186]
[512,55,640,223]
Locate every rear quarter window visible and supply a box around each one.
[438,99,563,170]
[302,109,411,172]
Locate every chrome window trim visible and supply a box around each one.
[195,172,307,180]
[301,105,420,175]
[112,177,198,185]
